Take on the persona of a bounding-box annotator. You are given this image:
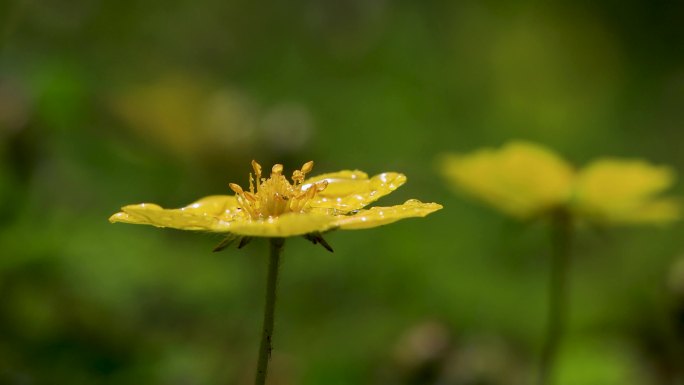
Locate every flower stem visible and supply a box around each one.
[539,210,573,385]
[255,237,285,385]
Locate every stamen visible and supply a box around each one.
[274,194,288,215]
[229,183,244,195]
[288,197,299,212]
[252,160,262,180]
[306,185,317,199]
[292,170,304,184]
[229,161,326,220]
[301,161,314,175]
[241,200,258,218]
[244,191,257,202]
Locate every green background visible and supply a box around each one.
[1,0,683,384]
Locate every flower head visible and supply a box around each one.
[573,159,679,224]
[439,141,679,225]
[439,142,574,219]
[110,160,442,242]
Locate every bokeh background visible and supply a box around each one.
[1,0,684,384]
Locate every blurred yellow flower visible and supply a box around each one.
[440,141,679,224]
[110,160,442,238]
[574,159,679,224]
[439,142,574,219]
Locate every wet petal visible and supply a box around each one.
[440,141,574,219]
[226,212,339,237]
[304,170,407,213]
[109,195,241,231]
[335,199,443,230]
[573,159,679,224]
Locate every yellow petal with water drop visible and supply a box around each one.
[440,141,574,219]
[573,159,680,224]
[335,199,443,230]
[111,161,442,240]
[304,170,407,213]
[225,212,340,237]
[109,195,241,231]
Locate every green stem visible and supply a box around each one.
[255,238,285,385]
[539,211,573,385]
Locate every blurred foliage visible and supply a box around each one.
[1,0,684,384]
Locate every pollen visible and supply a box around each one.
[230,160,328,219]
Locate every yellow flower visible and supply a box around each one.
[573,159,679,224]
[440,141,679,225]
[110,160,442,239]
[439,141,574,219]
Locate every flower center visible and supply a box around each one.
[229,160,328,219]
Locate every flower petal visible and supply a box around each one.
[440,141,574,219]
[335,199,443,230]
[573,159,679,224]
[304,170,407,213]
[109,195,240,231]
[226,212,340,237]
[612,198,681,224]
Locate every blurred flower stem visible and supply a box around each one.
[539,210,573,385]
[255,238,285,385]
